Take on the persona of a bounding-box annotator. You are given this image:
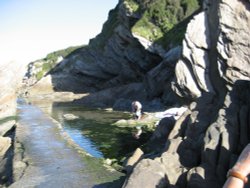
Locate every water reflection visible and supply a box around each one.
[63,120,103,158]
[49,103,151,160]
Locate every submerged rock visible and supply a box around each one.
[63,114,79,120]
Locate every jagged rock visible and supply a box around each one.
[174,60,202,98]
[174,12,214,99]
[123,0,250,187]
[217,0,250,84]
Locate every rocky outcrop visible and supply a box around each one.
[22,0,200,109]
[23,5,163,96]
[123,0,250,187]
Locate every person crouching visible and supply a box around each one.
[131,101,142,120]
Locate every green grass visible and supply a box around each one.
[43,45,84,62]
[88,0,200,50]
[131,0,200,48]
[35,71,44,80]
[124,0,140,13]
[132,16,163,41]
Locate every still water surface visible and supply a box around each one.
[28,100,150,160]
[50,103,150,159]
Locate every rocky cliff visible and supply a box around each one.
[23,0,200,109]
[123,0,250,187]
[22,0,250,187]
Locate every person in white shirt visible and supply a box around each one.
[131,101,142,120]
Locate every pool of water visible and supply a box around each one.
[47,103,152,160]
[17,98,127,187]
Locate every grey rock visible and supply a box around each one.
[122,159,168,188]
[0,137,11,156]
[124,148,144,174]
[124,0,250,187]
[151,117,176,141]
[0,120,16,137]
[174,12,214,99]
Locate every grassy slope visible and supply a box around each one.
[128,0,201,48]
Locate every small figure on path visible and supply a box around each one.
[131,101,142,120]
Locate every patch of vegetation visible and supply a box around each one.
[33,45,84,81]
[124,0,140,13]
[35,70,44,80]
[43,45,84,62]
[132,16,163,41]
[131,0,200,48]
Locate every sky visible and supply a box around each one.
[0,0,118,65]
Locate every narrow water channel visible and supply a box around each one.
[16,98,130,187]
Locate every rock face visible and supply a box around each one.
[0,62,21,186]
[123,0,250,188]
[0,63,18,119]
[174,11,214,98]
